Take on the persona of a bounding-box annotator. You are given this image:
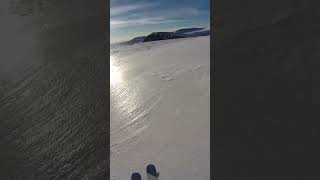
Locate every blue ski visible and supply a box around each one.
[146,164,159,180]
[131,172,141,180]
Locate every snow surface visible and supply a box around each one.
[110,36,210,180]
[183,28,210,36]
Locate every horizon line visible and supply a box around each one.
[110,26,210,44]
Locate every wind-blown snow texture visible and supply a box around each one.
[110,36,210,180]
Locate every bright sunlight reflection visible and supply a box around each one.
[110,56,123,85]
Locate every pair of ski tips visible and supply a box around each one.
[131,164,159,180]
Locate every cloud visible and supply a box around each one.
[160,7,202,17]
[110,17,187,29]
[110,2,207,30]
[111,3,156,17]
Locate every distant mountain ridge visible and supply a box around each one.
[143,32,184,42]
[125,36,146,45]
[114,27,210,46]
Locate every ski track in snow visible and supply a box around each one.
[110,36,210,180]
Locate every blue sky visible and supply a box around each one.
[110,0,210,43]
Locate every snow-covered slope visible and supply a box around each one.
[174,27,204,34]
[182,28,210,37]
[110,36,210,180]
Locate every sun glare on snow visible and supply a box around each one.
[110,56,123,85]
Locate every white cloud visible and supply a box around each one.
[110,17,186,29]
[161,7,201,17]
[111,3,156,17]
[110,3,204,29]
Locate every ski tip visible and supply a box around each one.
[131,172,141,180]
[146,164,158,177]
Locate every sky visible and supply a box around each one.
[110,0,210,44]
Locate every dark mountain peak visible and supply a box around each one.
[143,32,184,42]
